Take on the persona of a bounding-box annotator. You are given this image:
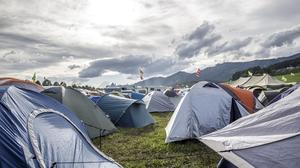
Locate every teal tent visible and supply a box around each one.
[91,94,155,128]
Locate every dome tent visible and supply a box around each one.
[0,86,121,168]
[200,87,300,168]
[165,81,261,143]
[92,94,155,128]
[42,86,116,138]
[143,91,175,113]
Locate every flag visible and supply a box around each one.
[248,71,253,76]
[32,72,36,82]
[195,68,201,77]
[291,73,295,76]
[139,68,144,80]
[281,76,287,82]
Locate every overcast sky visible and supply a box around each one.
[1,0,300,86]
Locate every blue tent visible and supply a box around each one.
[131,92,145,100]
[0,86,121,168]
[268,84,300,105]
[91,94,155,128]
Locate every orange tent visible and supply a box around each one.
[0,77,44,92]
[221,84,255,113]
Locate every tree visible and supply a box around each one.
[35,80,41,85]
[53,81,60,86]
[60,82,67,87]
[42,78,52,86]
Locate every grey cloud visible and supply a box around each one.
[261,25,300,48]
[68,64,81,70]
[2,50,16,58]
[79,55,180,78]
[252,0,300,21]
[208,37,252,55]
[175,21,222,58]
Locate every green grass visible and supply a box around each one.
[93,113,220,168]
[275,72,300,83]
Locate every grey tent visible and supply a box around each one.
[200,87,300,168]
[93,94,155,128]
[42,87,116,138]
[143,91,176,113]
[165,81,263,143]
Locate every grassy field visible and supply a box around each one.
[275,72,300,83]
[93,113,220,168]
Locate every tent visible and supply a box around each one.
[131,92,145,100]
[0,77,44,92]
[42,86,116,138]
[91,94,155,128]
[229,77,250,87]
[143,91,176,113]
[163,88,178,97]
[268,83,300,105]
[240,74,291,89]
[165,81,262,143]
[0,86,121,168]
[163,89,183,108]
[200,87,300,168]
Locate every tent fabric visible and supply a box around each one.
[240,74,290,89]
[42,86,116,138]
[92,94,155,128]
[268,84,300,105]
[168,95,184,108]
[257,90,281,106]
[230,77,250,87]
[200,88,300,168]
[131,92,145,100]
[0,86,121,168]
[0,77,44,92]
[143,91,175,113]
[221,84,256,113]
[240,75,266,88]
[165,81,250,143]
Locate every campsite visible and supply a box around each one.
[1,1,300,168]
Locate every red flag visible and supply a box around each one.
[195,68,201,77]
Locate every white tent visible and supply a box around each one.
[165,81,250,143]
[143,91,175,113]
[230,77,250,87]
[200,87,300,168]
[240,74,291,89]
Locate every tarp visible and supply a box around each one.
[0,77,44,92]
[165,82,250,143]
[42,87,116,138]
[143,91,175,113]
[0,86,121,168]
[200,87,300,168]
[92,94,155,128]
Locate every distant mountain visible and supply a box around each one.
[134,53,300,86]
